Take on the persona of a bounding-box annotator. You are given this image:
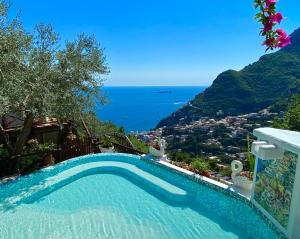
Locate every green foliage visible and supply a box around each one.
[244,134,256,172]
[77,112,147,151]
[212,124,230,137]
[77,112,118,137]
[0,0,110,162]
[77,112,129,148]
[0,145,8,157]
[169,152,193,164]
[219,166,232,177]
[19,155,40,173]
[190,160,209,174]
[0,1,109,120]
[26,141,56,154]
[208,159,219,171]
[157,28,300,128]
[128,135,149,153]
[38,143,55,152]
[273,94,300,132]
[248,155,256,172]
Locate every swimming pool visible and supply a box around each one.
[0,154,282,239]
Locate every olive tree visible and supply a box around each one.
[0,1,109,156]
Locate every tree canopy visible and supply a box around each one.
[0,1,109,156]
[0,1,108,120]
[273,94,300,131]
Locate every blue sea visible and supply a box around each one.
[96,86,205,132]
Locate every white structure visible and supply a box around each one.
[231,160,252,191]
[251,127,300,239]
[149,138,167,159]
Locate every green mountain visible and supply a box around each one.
[157,27,300,128]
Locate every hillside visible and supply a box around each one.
[157,28,300,128]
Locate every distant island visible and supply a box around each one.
[156,90,172,94]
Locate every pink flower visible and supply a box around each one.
[266,0,277,9]
[263,21,274,32]
[256,0,289,50]
[263,37,276,47]
[270,13,283,24]
[276,28,287,37]
[278,35,291,48]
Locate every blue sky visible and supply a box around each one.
[11,0,300,86]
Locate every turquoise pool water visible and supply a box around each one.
[0,154,281,239]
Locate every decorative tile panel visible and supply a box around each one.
[254,151,298,229]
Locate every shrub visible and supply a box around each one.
[219,166,232,177]
[191,160,209,174]
[19,155,40,174]
[273,94,300,132]
[26,141,56,154]
[208,159,219,171]
[37,143,56,152]
[169,152,193,164]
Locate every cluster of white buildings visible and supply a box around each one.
[134,109,279,162]
[169,110,277,138]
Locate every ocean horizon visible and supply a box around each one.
[96,86,206,132]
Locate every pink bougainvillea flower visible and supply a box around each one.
[276,28,291,48]
[276,28,287,37]
[278,35,291,48]
[255,0,290,50]
[266,0,278,8]
[263,21,274,32]
[263,37,276,47]
[270,13,283,24]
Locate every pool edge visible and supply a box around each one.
[140,155,288,239]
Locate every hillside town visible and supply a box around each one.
[134,109,279,166]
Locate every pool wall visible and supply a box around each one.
[252,127,300,239]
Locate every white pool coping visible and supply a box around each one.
[157,160,251,200]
